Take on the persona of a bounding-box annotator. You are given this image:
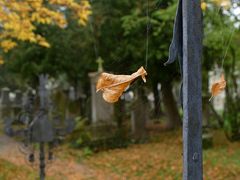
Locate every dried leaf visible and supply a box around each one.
[209,74,226,101]
[96,66,147,103]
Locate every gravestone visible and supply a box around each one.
[67,86,81,119]
[14,90,23,107]
[0,87,13,120]
[68,86,76,101]
[88,58,113,124]
[131,88,149,140]
[0,87,11,106]
[13,89,23,117]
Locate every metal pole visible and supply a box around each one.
[182,0,203,179]
[39,142,45,180]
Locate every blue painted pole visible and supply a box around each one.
[182,0,203,179]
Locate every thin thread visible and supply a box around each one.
[213,5,235,70]
[145,0,150,70]
[221,28,235,70]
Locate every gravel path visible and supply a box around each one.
[0,135,115,180]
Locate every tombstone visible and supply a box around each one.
[0,87,13,121]
[88,58,114,124]
[68,86,75,101]
[13,90,23,117]
[131,88,149,140]
[0,87,11,106]
[14,90,23,107]
[67,86,81,118]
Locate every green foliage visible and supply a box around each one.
[68,116,92,148]
[224,111,240,141]
[72,125,130,152]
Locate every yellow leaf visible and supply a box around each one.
[96,67,147,103]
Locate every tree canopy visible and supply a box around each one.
[0,0,91,60]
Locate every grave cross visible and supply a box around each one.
[182,1,203,179]
[96,57,104,72]
[5,75,76,180]
[165,0,203,179]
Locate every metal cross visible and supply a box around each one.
[166,0,203,179]
[182,0,203,179]
[6,75,76,180]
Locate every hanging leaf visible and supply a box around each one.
[209,74,226,101]
[96,66,147,103]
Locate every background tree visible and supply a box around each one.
[0,0,91,61]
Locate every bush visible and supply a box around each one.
[67,117,130,152]
[67,116,92,148]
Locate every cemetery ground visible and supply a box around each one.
[0,126,240,180]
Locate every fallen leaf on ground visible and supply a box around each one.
[209,74,226,101]
[96,66,147,103]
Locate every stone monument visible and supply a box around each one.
[88,57,114,124]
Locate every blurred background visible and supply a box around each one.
[0,0,239,179]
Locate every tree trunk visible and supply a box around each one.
[161,82,181,129]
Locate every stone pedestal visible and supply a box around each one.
[88,72,114,124]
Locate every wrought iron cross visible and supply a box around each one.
[5,74,76,180]
[165,0,203,179]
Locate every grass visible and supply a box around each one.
[0,158,36,180]
[81,130,240,180]
[0,129,240,179]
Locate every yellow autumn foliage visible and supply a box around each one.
[0,0,91,53]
